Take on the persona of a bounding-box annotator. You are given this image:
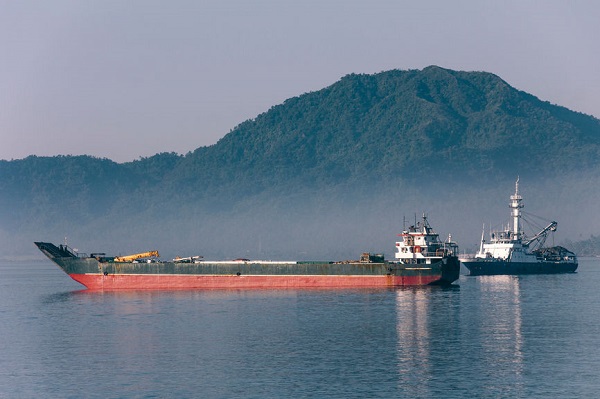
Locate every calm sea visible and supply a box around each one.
[1,258,599,398]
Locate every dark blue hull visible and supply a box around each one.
[463,260,578,276]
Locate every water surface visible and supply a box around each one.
[1,259,599,398]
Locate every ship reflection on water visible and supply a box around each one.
[476,275,524,371]
[394,277,525,397]
[395,288,438,397]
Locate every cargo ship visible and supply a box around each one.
[35,216,459,290]
[460,179,578,276]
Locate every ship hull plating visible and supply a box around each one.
[463,260,578,276]
[70,272,448,290]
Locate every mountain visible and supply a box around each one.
[174,65,600,186]
[2,66,600,259]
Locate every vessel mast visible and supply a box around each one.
[479,225,485,253]
[510,177,523,238]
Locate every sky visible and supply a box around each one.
[1,0,599,163]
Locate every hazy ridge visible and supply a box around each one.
[2,66,599,259]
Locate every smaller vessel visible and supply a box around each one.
[460,179,578,276]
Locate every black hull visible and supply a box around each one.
[431,255,461,285]
[463,260,578,276]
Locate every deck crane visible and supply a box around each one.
[114,251,160,262]
[522,221,557,250]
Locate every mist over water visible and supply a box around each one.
[1,172,597,261]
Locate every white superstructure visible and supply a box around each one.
[395,214,458,264]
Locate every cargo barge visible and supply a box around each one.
[460,179,578,276]
[35,216,459,290]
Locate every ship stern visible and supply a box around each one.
[431,255,460,285]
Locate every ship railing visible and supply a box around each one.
[62,244,87,258]
[55,243,81,258]
[422,247,457,258]
[432,249,452,257]
[437,243,459,256]
[535,254,578,263]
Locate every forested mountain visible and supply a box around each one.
[177,66,600,187]
[564,235,600,257]
[2,66,600,259]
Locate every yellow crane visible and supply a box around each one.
[114,251,160,262]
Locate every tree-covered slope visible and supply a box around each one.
[172,65,600,190]
[2,66,600,257]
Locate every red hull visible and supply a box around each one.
[70,273,443,290]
